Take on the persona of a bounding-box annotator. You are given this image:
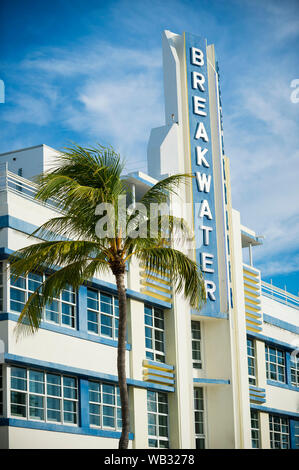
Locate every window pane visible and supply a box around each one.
[47,374,61,396]
[47,397,61,422]
[11,391,27,417]
[29,394,44,420]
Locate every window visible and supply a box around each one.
[10,272,76,328]
[290,355,299,387]
[89,381,122,430]
[250,410,260,448]
[145,305,165,363]
[87,289,119,339]
[265,345,286,383]
[10,366,78,424]
[295,421,299,449]
[191,321,202,369]
[0,365,3,416]
[147,390,169,448]
[269,415,289,449]
[0,262,3,312]
[247,339,256,385]
[194,387,205,449]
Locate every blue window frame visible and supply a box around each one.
[87,289,119,339]
[88,380,122,430]
[10,366,78,424]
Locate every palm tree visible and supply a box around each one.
[9,144,206,449]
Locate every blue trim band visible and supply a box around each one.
[141,285,172,299]
[246,316,263,325]
[243,272,259,283]
[145,360,174,371]
[246,324,263,332]
[263,314,299,335]
[245,294,261,305]
[267,380,299,392]
[242,263,260,275]
[245,301,261,311]
[0,418,134,440]
[249,385,266,393]
[191,309,228,320]
[193,378,230,385]
[0,313,132,351]
[250,404,299,419]
[249,396,266,403]
[247,332,296,351]
[244,285,260,295]
[144,375,175,385]
[0,215,39,237]
[245,310,262,319]
[4,353,175,393]
[146,368,174,378]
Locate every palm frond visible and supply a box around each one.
[136,247,206,309]
[9,240,103,279]
[140,174,192,208]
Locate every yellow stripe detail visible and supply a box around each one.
[141,289,172,303]
[140,272,171,286]
[140,280,172,294]
[245,304,261,313]
[143,361,173,372]
[246,325,261,333]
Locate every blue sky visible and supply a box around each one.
[0,0,298,294]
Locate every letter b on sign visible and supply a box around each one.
[191,47,204,66]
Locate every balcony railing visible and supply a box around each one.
[0,162,59,210]
[261,281,299,310]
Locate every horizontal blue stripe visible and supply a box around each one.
[145,360,174,371]
[193,378,230,385]
[141,277,172,291]
[247,332,297,351]
[245,300,261,311]
[249,390,266,397]
[0,418,134,440]
[146,368,174,378]
[145,375,175,385]
[246,324,263,332]
[245,294,261,304]
[4,353,175,393]
[243,272,260,283]
[246,316,263,325]
[242,264,260,276]
[263,314,299,335]
[191,309,228,320]
[249,385,266,393]
[244,285,260,295]
[267,380,299,392]
[245,310,262,319]
[0,312,132,350]
[250,404,299,419]
[141,285,172,299]
[249,396,266,403]
[143,270,171,282]
[0,215,39,237]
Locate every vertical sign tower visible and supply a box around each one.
[184,32,222,316]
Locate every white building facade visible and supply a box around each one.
[0,30,298,449]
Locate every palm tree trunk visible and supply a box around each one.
[115,270,130,449]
